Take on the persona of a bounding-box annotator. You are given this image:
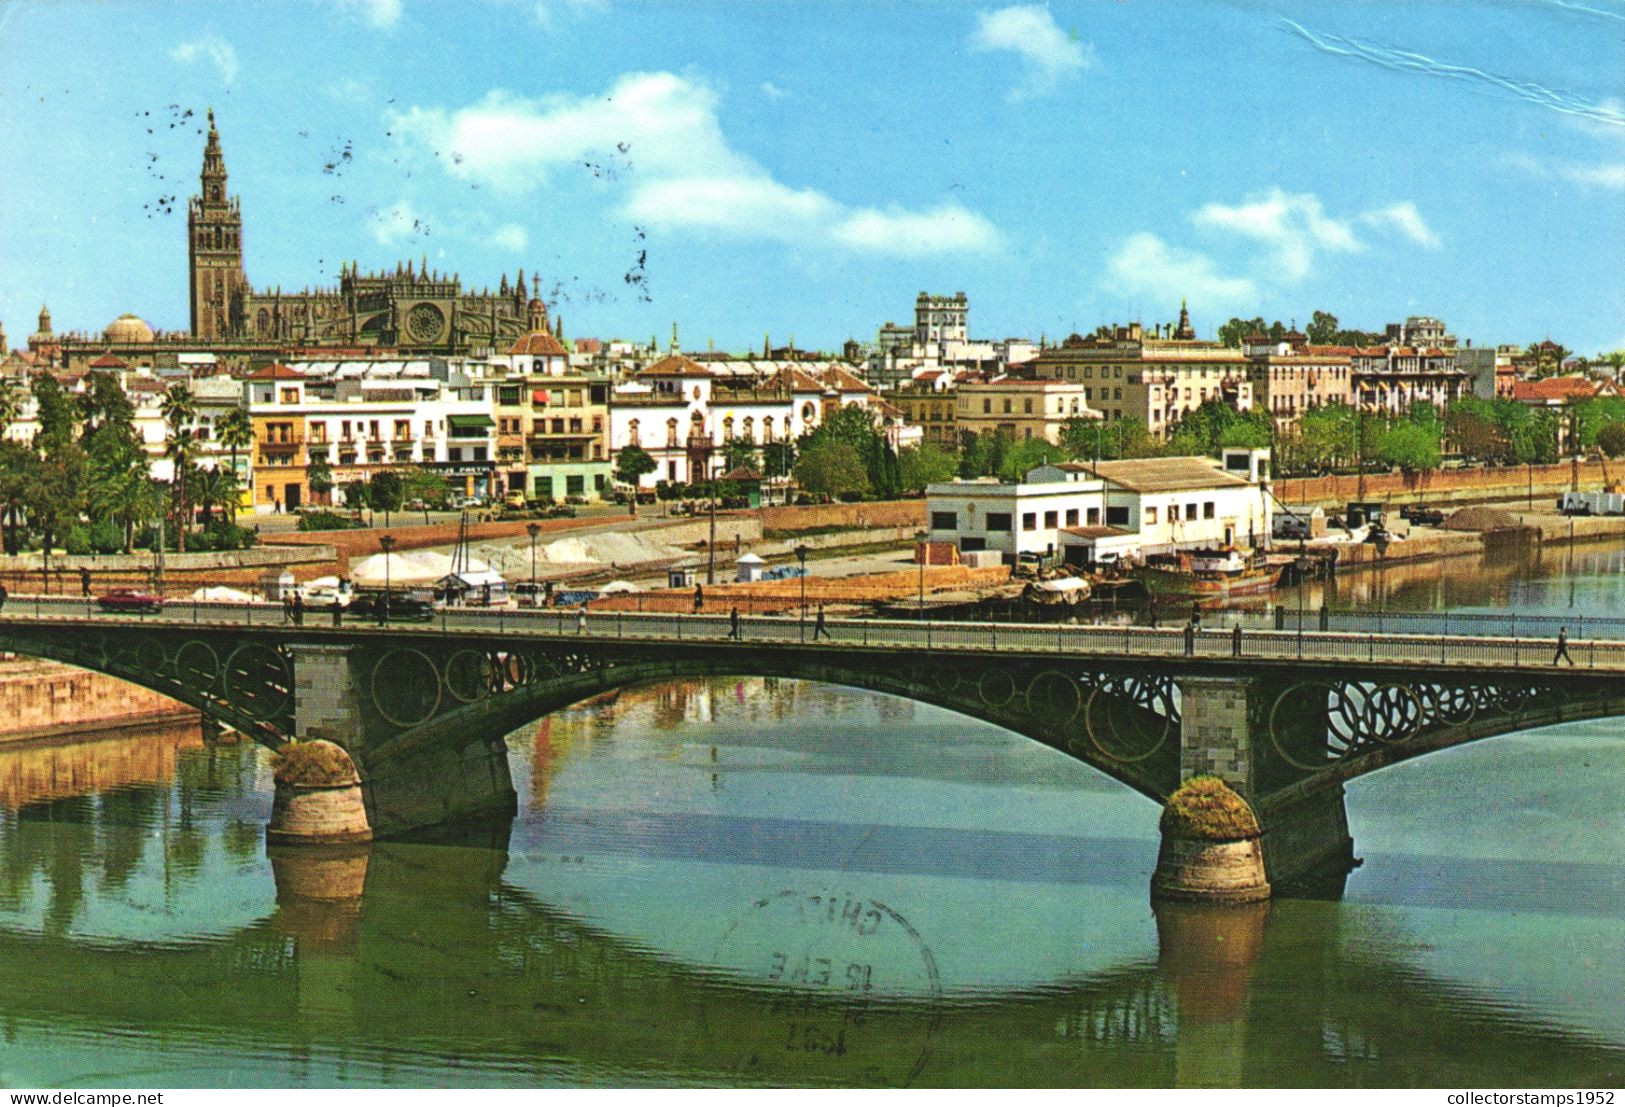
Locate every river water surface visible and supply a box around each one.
[0,545,1622,1087]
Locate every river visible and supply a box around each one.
[0,543,1621,1087]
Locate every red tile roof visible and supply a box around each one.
[639,354,712,379]
[87,352,127,369]
[245,362,305,381]
[1511,377,1598,403]
[509,331,567,356]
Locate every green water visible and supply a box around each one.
[0,548,1622,1087]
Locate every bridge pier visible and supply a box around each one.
[287,644,517,841]
[1176,675,1355,893]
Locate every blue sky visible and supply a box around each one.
[1,0,1622,354]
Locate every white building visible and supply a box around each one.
[926,464,1112,562]
[926,448,1272,564]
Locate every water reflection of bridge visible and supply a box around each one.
[0,827,1617,1087]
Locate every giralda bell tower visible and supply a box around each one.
[188,109,249,340]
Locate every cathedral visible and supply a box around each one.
[188,111,546,354]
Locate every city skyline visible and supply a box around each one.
[1,1,1621,353]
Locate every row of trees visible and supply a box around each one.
[0,373,257,565]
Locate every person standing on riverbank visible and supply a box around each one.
[1554,626,1574,666]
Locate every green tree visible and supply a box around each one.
[306,458,334,506]
[400,467,449,521]
[957,430,1008,478]
[1306,310,1339,345]
[614,444,658,487]
[761,441,795,480]
[370,470,404,527]
[30,373,76,456]
[1375,420,1441,473]
[799,405,898,498]
[996,436,1063,482]
[0,383,21,434]
[792,439,869,499]
[88,448,160,553]
[721,437,759,474]
[1165,400,1271,456]
[0,440,39,554]
[160,384,198,552]
[215,406,254,509]
[897,442,958,493]
[342,479,373,521]
[1596,422,1625,458]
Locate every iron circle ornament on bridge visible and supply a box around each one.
[976,669,1018,710]
[1024,669,1084,725]
[370,648,444,729]
[1082,675,1177,764]
[221,642,293,722]
[135,637,172,682]
[1267,680,1423,772]
[443,649,495,704]
[173,640,222,694]
[704,889,942,1087]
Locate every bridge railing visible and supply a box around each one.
[7,593,1625,672]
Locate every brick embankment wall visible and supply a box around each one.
[0,658,198,740]
[1276,460,1609,508]
[758,500,926,533]
[589,564,1010,614]
[261,514,610,573]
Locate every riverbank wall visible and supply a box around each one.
[1276,459,1611,510]
[0,657,197,742]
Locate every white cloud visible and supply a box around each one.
[1193,189,1361,281]
[486,223,529,251]
[760,81,787,101]
[170,36,238,85]
[1104,232,1257,312]
[338,0,402,28]
[371,201,427,246]
[392,72,1001,258]
[832,204,1003,256]
[1508,151,1625,192]
[968,4,1094,100]
[1362,201,1442,247]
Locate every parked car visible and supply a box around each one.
[1399,505,1446,526]
[97,588,164,614]
[344,592,435,622]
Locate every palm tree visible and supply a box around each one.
[89,450,160,553]
[161,384,197,552]
[216,405,254,517]
[194,464,240,528]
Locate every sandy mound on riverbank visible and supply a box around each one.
[471,531,687,577]
[1442,507,1520,532]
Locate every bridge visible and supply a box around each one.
[4,594,1623,886]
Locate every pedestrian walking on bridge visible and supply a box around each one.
[728,605,741,640]
[1554,626,1575,666]
[813,603,829,640]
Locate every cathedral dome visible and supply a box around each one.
[104,313,156,344]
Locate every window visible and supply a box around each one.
[1185,503,1198,521]
[931,511,957,530]
[985,513,1013,532]
[1021,512,1037,530]
[1002,399,1012,414]
[280,387,299,404]
[1043,510,1058,528]
[1023,398,1033,414]
[1064,508,1079,526]
[566,475,585,496]
[1106,506,1129,526]
[1087,507,1100,525]
[1204,501,1216,519]
[535,476,554,498]
[1145,506,1159,524]
[983,399,992,414]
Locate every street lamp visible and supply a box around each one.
[795,543,809,641]
[378,533,396,626]
[527,522,541,596]
[915,528,928,619]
